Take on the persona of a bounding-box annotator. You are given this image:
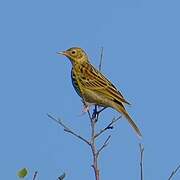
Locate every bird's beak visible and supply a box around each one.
[57,51,66,56]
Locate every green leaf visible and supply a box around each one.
[17,168,28,178]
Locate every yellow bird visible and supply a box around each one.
[57,47,142,137]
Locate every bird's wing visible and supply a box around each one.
[78,63,130,105]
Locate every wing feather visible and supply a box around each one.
[77,63,130,105]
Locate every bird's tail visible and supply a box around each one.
[115,104,142,138]
[123,110,142,138]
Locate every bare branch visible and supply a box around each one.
[95,116,121,139]
[139,143,144,180]
[88,106,100,180]
[98,47,104,72]
[168,164,180,180]
[32,171,38,180]
[47,114,90,146]
[97,135,111,156]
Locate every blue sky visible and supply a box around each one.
[0,0,180,179]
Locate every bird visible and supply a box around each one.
[57,47,142,137]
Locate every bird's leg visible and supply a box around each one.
[92,106,107,123]
[92,105,98,121]
[79,100,91,116]
[83,102,91,113]
[92,105,107,123]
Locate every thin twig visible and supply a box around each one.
[58,172,66,180]
[47,114,90,146]
[139,143,144,180]
[32,171,38,180]
[98,47,104,72]
[95,116,121,138]
[97,135,111,156]
[168,164,180,180]
[87,109,92,121]
[96,107,107,114]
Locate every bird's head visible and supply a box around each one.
[57,47,89,65]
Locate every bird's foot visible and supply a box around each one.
[79,101,91,116]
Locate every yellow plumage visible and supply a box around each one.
[58,47,142,137]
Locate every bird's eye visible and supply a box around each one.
[71,50,76,55]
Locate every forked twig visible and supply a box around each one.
[47,114,90,146]
[95,116,121,138]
